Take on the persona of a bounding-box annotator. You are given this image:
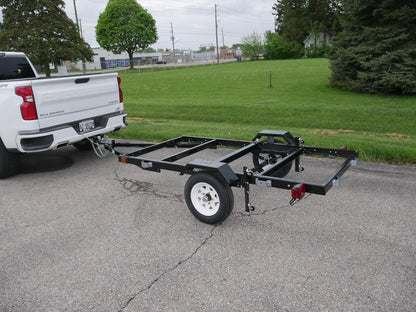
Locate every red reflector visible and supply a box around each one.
[120,157,127,163]
[15,86,38,120]
[291,183,306,200]
[117,76,123,103]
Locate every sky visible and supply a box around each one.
[62,0,277,50]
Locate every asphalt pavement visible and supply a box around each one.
[0,145,415,312]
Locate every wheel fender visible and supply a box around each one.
[187,159,238,184]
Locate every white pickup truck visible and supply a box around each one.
[0,51,127,178]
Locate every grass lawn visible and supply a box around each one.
[115,59,415,165]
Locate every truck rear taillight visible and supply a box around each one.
[15,86,38,120]
[117,76,123,103]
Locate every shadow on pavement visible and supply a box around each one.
[19,153,75,174]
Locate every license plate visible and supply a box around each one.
[79,119,95,133]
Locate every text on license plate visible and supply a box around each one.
[79,119,95,133]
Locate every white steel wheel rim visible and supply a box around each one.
[190,182,220,217]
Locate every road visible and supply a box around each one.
[1,145,415,312]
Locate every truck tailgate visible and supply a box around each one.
[31,73,122,129]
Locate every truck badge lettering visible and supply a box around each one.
[39,110,65,117]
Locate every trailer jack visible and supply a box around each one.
[243,167,255,212]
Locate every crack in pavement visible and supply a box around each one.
[117,225,217,312]
[113,170,308,310]
[114,170,184,203]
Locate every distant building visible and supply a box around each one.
[161,50,185,63]
[304,32,332,49]
[73,47,166,70]
[70,47,236,70]
[192,51,216,62]
[220,49,237,59]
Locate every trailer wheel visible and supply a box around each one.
[0,140,19,179]
[184,172,234,224]
[252,152,292,177]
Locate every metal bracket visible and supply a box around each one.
[256,179,272,187]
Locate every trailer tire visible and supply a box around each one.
[252,152,292,178]
[184,172,234,224]
[0,140,19,179]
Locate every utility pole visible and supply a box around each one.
[72,0,86,73]
[215,4,220,64]
[171,22,176,63]
[79,19,83,38]
[73,0,79,27]
[222,28,225,48]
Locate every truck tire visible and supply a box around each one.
[0,140,19,179]
[184,172,234,224]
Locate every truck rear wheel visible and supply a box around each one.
[184,172,234,224]
[0,140,19,179]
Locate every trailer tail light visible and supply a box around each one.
[291,183,306,200]
[117,76,123,103]
[15,86,38,120]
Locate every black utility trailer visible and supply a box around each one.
[100,130,358,224]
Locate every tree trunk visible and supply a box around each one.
[44,62,51,77]
[128,51,134,69]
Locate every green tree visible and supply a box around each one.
[231,43,243,50]
[273,0,343,47]
[241,32,264,60]
[264,31,303,59]
[144,47,156,53]
[96,0,158,69]
[273,0,308,46]
[330,0,416,94]
[0,0,93,76]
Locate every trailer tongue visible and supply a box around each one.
[97,130,358,224]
